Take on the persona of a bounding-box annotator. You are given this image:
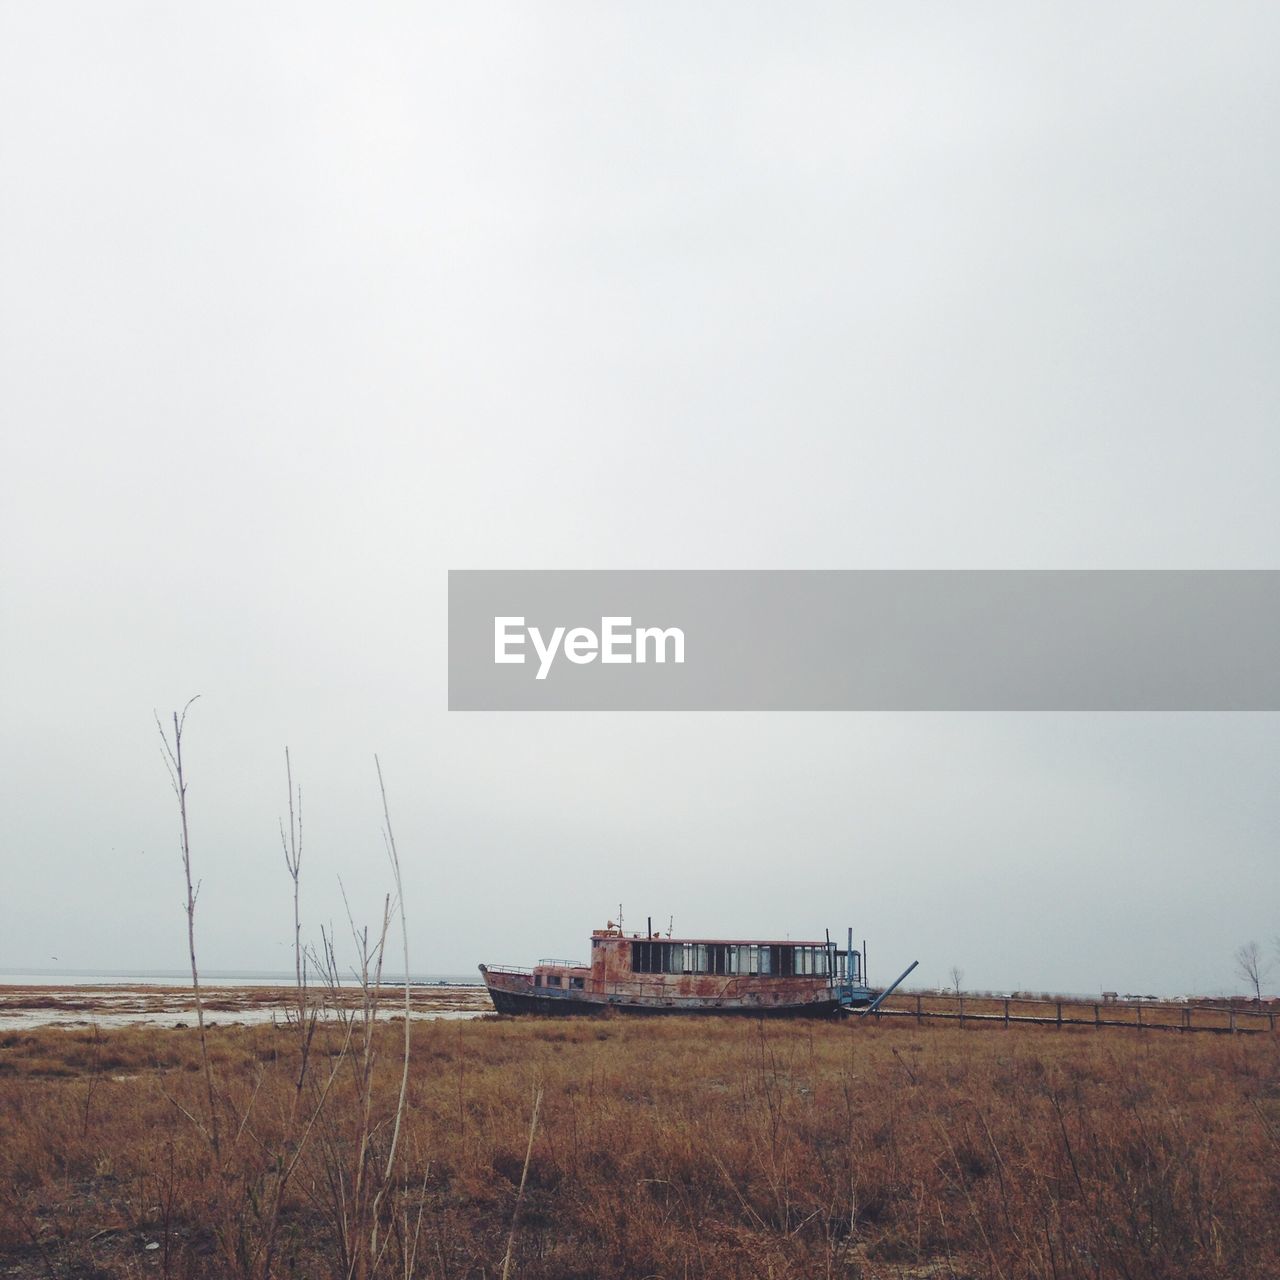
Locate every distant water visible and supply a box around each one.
[0,968,480,987]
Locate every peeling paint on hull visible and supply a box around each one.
[485,980,843,1018]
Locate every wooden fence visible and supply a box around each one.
[866,991,1278,1035]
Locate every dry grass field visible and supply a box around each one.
[1,1010,1277,1280]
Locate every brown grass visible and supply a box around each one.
[1,1014,1277,1279]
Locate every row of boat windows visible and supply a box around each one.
[535,974,585,989]
[630,941,831,977]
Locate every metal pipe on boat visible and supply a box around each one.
[859,960,919,1016]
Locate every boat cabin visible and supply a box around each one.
[528,926,864,1001]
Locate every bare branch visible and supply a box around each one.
[1235,941,1270,1004]
[156,700,220,1159]
[375,755,412,1188]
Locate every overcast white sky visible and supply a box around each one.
[1,4,1277,996]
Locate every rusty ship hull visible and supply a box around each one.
[480,926,872,1018]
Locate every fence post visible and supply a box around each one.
[1229,1007,1236,1035]
[959,995,965,1027]
[1056,1001,1062,1029]
[916,993,922,1026]
[1094,1003,1100,1028]
[1004,998,1010,1028]
[1136,1003,1142,1030]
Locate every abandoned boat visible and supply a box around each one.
[479,922,883,1017]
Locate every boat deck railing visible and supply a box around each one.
[483,964,533,976]
[537,958,588,969]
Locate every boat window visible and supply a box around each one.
[534,975,542,987]
[570,976,584,989]
[626,940,834,979]
[632,940,700,975]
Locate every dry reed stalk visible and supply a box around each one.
[156,697,219,1159]
[500,1084,544,1280]
[370,756,413,1270]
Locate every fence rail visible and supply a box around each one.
[866,992,1278,1036]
